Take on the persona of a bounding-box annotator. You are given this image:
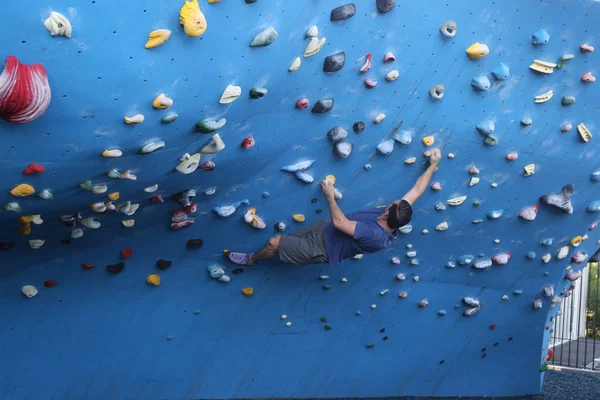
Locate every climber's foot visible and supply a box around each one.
[225,251,256,266]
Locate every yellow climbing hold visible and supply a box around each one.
[18,215,35,224]
[18,224,31,235]
[10,184,35,197]
[292,214,306,222]
[102,149,123,158]
[325,175,336,184]
[179,0,207,37]
[534,90,553,103]
[447,196,467,206]
[465,42,489,60]
[144,29,172,49]
[570,236,583,247]
[578,123,592,142]
[529,60,557,74]
[523,164,535,176]
[152,93,173,109]
[244,208,266,229]
[124,114,144,124]
[404,157,416,164]
[122,219,135,228]
[242,287,254,296]
[108,192,120,201]
[422,136,434,146]
[146,274,161,286]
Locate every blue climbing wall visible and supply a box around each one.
[1,0,599,398]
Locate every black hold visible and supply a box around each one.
[333,142,353,159]
[311,198,318,203]
[232,268,244,275]
[376,0,396,13]
[353,121,365,133]
[327,126,349,142]
[439,360,445,364]
[481,348,486,352]
[508,337,513,341]
[245,0,258,3]
[320,316,328,322]
[323,52,346,73]
[61,239,71,245]
[323,285,332,290]
[107,261,125,274]
[312,98,334,113]
[249,88,267,99]
[380,328,385,333]
[383,336,388,341]
[330,4,356,21]
[316,209,322,214]
[0,241,16,251]
[186,238,204,249]
[59,213,81,228]
[156,259,172,270]
[539,184,574,214]
[482,353,487,358]
[494,342,499,347]
[172,189,196,207]
[324,324,332,330]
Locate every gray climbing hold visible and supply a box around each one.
[393,130,412,145]
[107,169,120,179]
[487,209,503,219]
[4,202,21,212]
[249,88,268,99]
[429,84,444,100]
[330,4,356,21]
[250,27,278,47]
[295,171,314,183]
[328,126,348,142]
[196,118,226,134]
[484,134,498,146]
[532,29,550,45]
[377,139,394,155]
[521,117,532,126]
[323,52,346,73]
[471,75,491,91]
[37,189,53,200]
[587,201,600,213]
[476,120,495,135]
[334,142,353,159]
[562,96,576,106]
[162,113,178,124]
[440,21,457,38]
[526,251,536,260]
[364,163,372,170]
[472,219,483,224]
[473,198,481,207]
[376,0,396,13]
[438,310,448,316]
[513,289,523,295]
[492,63,510,80]
[312,99,334,113]
[435,202,446,211]
[472,259,492,270]
[540,184,574,214]
[557,54,574,69]
[274,222,287,232]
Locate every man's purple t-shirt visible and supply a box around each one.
[323,208,396,265]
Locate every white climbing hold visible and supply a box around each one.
[304,37,326,57]
[435,222,448,231]
[22,285,38,298]
[493,239,500,244]
[176,153,202,174]
[289,57,301,71]
[201,134,226,154]
[29,239,45,249]
[524,164,535,176]
[281,314,288,320]
[502,295,509,301]
[447,196,467,206]
[102,149,123,158]
[92,185,108,194]
[491,183,498,188]
[377,139,395,155]
[371,304,377,309]
[90,202,106,213]
[341,277,348,283]
[144,184,158,193]
[122,219,135,228]
[81,217,101,229]
[286,322,292,327]
[391,257,401,264]
[373,113,386,124]
[557,246,569,260]
[469,177,480,187]
[295,171,314,183]
[386,70,399,82]
[399,225,412,234]
[219,85,242,104]
[534,90,554,103]
[306,26,318,38]
[413,276,420,282]
[380,289,390,296]
[120,170,137,180]
[352,254,363,260]
[447,153,455,159]
[542,253,552,263]
[124,114,144,124]
[44,11,72,38]
[71,229,83,239]
[422,229,429,235]
[280,160,315,172]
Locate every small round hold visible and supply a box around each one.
[311,198,317,203]
[494,239,500,244]
[406,244,412,249]
[353,121,365,133]
[429,84,445,100]
[281,314,288,320]
[386,70,399,82]
[364,163,372,170]
[371,304,377,309]
[561,123,572,132]
[419,300,429,308]
[341,277,348,283]
[286,322,292,327]
[167,335,174,341]
[502,295,509,301]
[398,291,408,298]
[396,273,405,281]
[316,209,322,214]
[440,21,457,38]
[491,183,498,188]
[295,99,310,109]
[262,191,270,198]
[521,118,533,126]
[422,229,429,235]
[194,310,200,315]
[413,276,420,282]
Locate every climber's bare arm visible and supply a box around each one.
[321,179,356,237]
[402,148,441,205]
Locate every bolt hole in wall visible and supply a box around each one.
[0,0,599,399]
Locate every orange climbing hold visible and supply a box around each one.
[582,72,596,82]
[146,274,161,286]
[506,153,518,161]
[242,287,254,296]
[10,184,35,197]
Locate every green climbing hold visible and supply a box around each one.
[250,27,278,47]
[3,202,21,212]
[249,87,268,99]
[324,324,332,330]
[473,199,481,207]
[79,180,93,191]
[320,316,327,322]
[162,113,178,124]
[196,118,226,134]
[138,140,165,155]
[540,362,548,372]
[107,169,120,179]
[557,54,574,68]
[562,96,576,105]
[484,134,498,146]
[37,189,53,200]
[323,285,331,290]
[366,344,375,348]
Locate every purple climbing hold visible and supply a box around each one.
[376,0,396,13]
[312,98,334,113]
[330,4,356,21]
[323,52,346,73]
[540,184,574,214]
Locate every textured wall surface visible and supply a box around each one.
[0,0,599,398]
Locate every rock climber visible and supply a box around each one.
[226,148,442,266]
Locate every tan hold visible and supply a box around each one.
[529,60,557,74]
[304,37,326,57]
[404,157,416,165]
[523,164,535,176]
[534,90,553,103]
[122,219,135,228]
[578,123,592,142]
[447,196,467,206]
[152,93,173,109]
[373,113,386,124]
[289,57,301,71]
[124,114,144,124]
[292,214,305,222]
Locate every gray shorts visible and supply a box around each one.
[279,220,330,265]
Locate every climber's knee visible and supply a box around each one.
[267,235,281,251]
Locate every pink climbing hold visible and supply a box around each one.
[383,52,396,63]
[295,98,310,109]
[562,123,572,132]
[580,44,594,53]
[431,182,442,191]
[200,160,215,171]
[571,252,587,264]
[519,204,539,221]
[491,252,512,265]
[170,220,195,230]
[364,77,378,88]
[469,165,480,175]
[82,262,94,270]
[582,72,596,82]
[0,55,51,124]
[398,291,408,298]
[23,163,45,175]
[419,300,429,308]
[396,273,406,280]
[241,136,255,149]
[506,152,518,161]
[360,54,372,72]
[184,203,197,214]
[150,195,164,203]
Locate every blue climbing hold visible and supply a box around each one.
[393,130,412,145]
[262,191,270,198]
[471,75,491,91]
[532,29,550,45]
[591,170,600,182]
[445,261,456,268]
[457,254,475,266]
[526,251,536,260]
[437,310,447,316]
[491,63,510,80]
[587,201,600,213]
[513,289,523,295]
[487,209,504,219]
[541,238,553,247]
[476,120,495,135]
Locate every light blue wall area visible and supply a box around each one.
[0,0,599,398]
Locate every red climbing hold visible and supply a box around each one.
[150,195,164,203]
[184,203,197,214]
[44,279,56,287]
[359,54,372,73]
[490,324,496,330]
[82,262,94,269]
[548,348,554,360]
[296,98,310,109]
[241,136,255,149]
[121,248,133,259]
[170,220,195,230]
[200,160,215,171]
[23,163,45,175]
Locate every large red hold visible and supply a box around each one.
[0,55,52,123]
[23,163,45,175]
